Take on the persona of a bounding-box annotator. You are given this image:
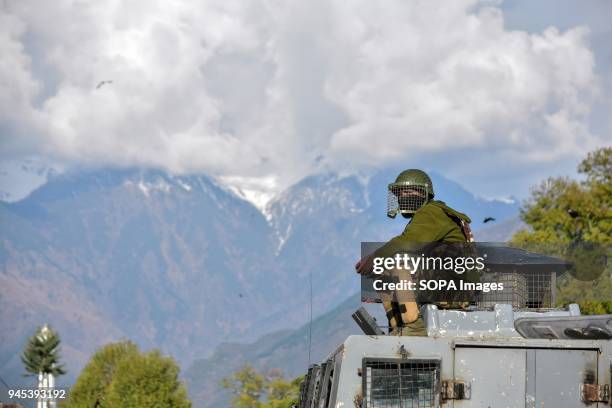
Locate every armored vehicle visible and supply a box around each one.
[297,248,611,407]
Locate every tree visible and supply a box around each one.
[266,372,303,408]
[105,350,191,408]
[21,324,67,377]
[221,364,304,408]
[511,147,612,314]
[62,341,139,407]
[221,365,266,408]
[222,365,302,408]
[21,325,66,408]
[63,341,191,408]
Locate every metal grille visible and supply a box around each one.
[318,359,335,408]
[363,359,440,408]
[298,368,310,407]
[477,272,527,308]
[387,185,429,217]
[305,365,320,408]
[476,271,555,309]
[311,362,324,407]
[299,365,316,408]
[526,272,555,308]
[298,356,339,408]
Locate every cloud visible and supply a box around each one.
[325,5,599,166]
[0,0,606,198]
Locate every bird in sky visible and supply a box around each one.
[95,80,113,89]
[483,217,496,223]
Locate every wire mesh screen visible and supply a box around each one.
[526,272,555,308]
[387,185,429,216]
[363,359,440,408]
[477,272,527,309]
[387,190,399,216]
[476,271,555,309]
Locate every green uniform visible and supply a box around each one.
[377,200,472,256]
[376,200,473,336]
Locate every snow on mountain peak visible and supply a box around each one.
[128,177,173,197]
[217,175,279,217]
[176,179,192,192]
[0,158,62,202]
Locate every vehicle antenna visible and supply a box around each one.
[308,268,313,365]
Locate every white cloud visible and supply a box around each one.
[0,0,606,199]
[325,5,599,166]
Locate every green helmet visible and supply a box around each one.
[387,169,434,218]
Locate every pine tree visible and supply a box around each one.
[21,324,67,377]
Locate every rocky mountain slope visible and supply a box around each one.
[0,168,519,390]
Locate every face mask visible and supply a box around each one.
[387,184,430,218]
[397,192,427,213]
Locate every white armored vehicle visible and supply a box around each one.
[297,249,611,408]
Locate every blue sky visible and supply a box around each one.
[1,0,610,205]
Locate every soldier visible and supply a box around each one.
[355,169,474,336]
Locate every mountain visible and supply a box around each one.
[0,168,518,390]
[185,293,365,408]
[182,171,523,407]
[1,169,283,388]
[474,216,527,242]
[0,158,57,203]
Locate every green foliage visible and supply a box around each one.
[62,341,139,407]
[63,340,190,408]
[105,350,191,408]
[21,325,66,377]
[221,365,303,408]
[221,365,265,408]
[266,375,304,408]
[511,147,612,314]
[578,146,612,185]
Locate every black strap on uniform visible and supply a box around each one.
[386,302,407,327]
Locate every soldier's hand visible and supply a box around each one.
[355,254,374,275]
